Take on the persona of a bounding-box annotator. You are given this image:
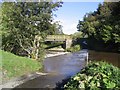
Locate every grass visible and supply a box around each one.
[1,50,42,82]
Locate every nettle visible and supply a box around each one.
[64,61,120,90]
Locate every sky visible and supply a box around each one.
[0,0,103,35]
[53,2,103,35]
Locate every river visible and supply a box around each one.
[89,50,120,68]
[13,50,87,89]
[13,49,119,89]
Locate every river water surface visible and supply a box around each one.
[14,50,87,88]
[13,50,119,89]
[89,50,120,68]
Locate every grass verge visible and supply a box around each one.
[1,50,42,82]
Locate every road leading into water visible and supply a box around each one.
[13,50,88,89]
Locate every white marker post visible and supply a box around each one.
[86,52,88,65]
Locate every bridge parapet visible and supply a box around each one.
[45,35,72,41]
[36,35,72,49]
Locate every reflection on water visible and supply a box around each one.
[89,50,120,68]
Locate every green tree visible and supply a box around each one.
[1,2,63,59]
[77,2,120,51]
[51,21,64,35]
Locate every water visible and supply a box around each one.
[13,49,119,89]
[14,50,87,88]
[44,50,88,76]
[89,50,120,68]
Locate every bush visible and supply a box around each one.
[64,61,120,90]
[66,45,80,52]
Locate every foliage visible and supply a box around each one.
[72,32,84,40]
[1,50,42,82]
[66,45,80,52]
[0,2,63,59]
[64,61,120,90]
[77,2,120,51]
[51,21,64,35]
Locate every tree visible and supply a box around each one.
[1,2,63,59]
[51,21,64,35]
[77,2,120,51]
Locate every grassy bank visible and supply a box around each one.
[1,50,42,82]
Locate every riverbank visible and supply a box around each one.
[1,50,42,89]
[64,61,120,89]
[0,72,49,89]
[1,50,42,83]
[13,50,87,88]
[1,51,71,89]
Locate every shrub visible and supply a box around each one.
[66,45,80,52]
[64,61,120,90]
